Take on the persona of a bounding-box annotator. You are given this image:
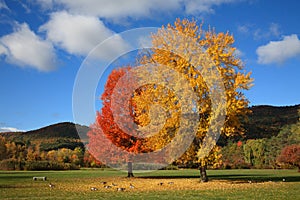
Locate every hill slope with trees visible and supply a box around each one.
[0,104,299,170]
[1,105,298,148]
[244,104,299,139]
[0,122,88,151]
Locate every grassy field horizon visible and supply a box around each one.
[0,168,299,199]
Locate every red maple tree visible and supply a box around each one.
[87,67,150,177]
[278,144,300,172]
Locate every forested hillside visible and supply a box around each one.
[1,105,298,146]
[244,104,299,139]
[0,122,88,151]
[0,104,299,170]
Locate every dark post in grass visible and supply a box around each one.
[127,161,134,177]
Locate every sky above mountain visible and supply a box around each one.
[0,0,299,131]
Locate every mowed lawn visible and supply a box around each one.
[0,169,299,200]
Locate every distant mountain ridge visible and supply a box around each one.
[0,122,89,151]
[0,104,299,150]
[244,104,299,139]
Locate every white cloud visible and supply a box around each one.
[35,0,178,20]
[234,48,243,57]
[256,34,300,64]
[33,0,54,10]
[61,0,172,19]
[36,0,241,20]
[0,23,57,71]
[1,0,244,70]
[237,24,250,34]
[137,35,153,48]
[238,23,281,40]
[40,11,130,58]
[184,0,238,14]
[0,0,9,10]
[269,23,280,37]
[0,43,7,54]
[253,23,281,40]
[0,127,25,132]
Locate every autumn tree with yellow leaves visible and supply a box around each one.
[87,18,252,181]
[131,19,253,182]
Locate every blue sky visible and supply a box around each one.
[0,0,299,132]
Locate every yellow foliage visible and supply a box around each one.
[132,18,253,167]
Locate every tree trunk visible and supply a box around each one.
[127,161,134,177]
[199,165,208,182]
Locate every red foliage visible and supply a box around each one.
[83,150,102,167]
[278,144,300,171]
[87,67,150,166]
[237,141,243,147]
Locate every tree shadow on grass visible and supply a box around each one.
[209,174,300,182]
[137,175,199,179]
[0,175,35,179]
[0,184,35,188]
[138,172,300,183]
[208,174,300,183]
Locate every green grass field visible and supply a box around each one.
[0,169,299,200]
